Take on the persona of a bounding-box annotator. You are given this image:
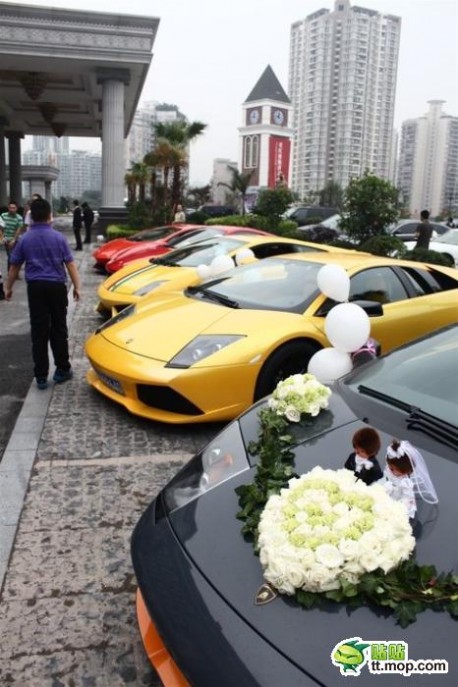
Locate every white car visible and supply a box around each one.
[404,229,458,267]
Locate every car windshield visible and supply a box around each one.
[436,230,458,245]
[131,226,172,241]
[345,326,458,427]
[152,238,246,267]
[167,228,222,248]
[189,257,321,313]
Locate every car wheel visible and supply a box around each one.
[442,253,455,267]
[254,340,320,401]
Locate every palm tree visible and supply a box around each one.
[218,166,254,216]
[130,161,149,203]
[144,141,177,211]
[152,120,207,208]
[124,170,137,204]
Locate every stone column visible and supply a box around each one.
[0,118,7,207]
[7,132,23,206]
[99,70,129,208]
[44,180,52,203]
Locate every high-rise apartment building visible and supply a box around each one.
[398,100,458,218]
[289,0,401,199]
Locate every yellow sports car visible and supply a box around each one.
[86,253,458,424]
[96,235,353,316]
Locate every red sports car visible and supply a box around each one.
[105,225,271,273]
[92,224,202,271]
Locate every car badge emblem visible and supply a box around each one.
[255,582,278,605]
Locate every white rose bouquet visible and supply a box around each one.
[258,467,415,595]
[268,373,331,422]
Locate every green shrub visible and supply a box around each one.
[403,248,455,267]
[329,238,359,250]
[359,235,406,257]
[126,202,153,229]
[187,210,211,224]
[106,224,138,240]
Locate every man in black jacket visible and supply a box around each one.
[82,202,95,244]
[72,199,83,251]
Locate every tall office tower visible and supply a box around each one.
[211,158,238,205]
[398,101,458,218]
[289,0,401,199]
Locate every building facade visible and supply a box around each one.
[398,100,458,218]
[238,65,294,191]
[289,0,400,199]
[22,137,101,199]
[210,158,238,205]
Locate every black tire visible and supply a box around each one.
[442,253,455,267]
[254,340,320,401]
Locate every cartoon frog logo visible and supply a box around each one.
[331,638,370,676]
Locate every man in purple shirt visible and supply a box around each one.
[5,198,81,390]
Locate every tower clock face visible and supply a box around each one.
[249,109,260,125]
[273,109,285,125]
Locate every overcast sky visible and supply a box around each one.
[18,0,458,185]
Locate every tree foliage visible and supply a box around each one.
[339,172,399,244]
[253,187,294,228]
[218,166,254,216]
[318,181,344,210]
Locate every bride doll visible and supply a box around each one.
[383,439,438,519]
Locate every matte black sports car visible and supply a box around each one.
[131,325,458,687]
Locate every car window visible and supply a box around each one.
[132,226,174,241]
[393,222,417,235]
[437,231,458,245]
[167,229,218,247]
[349,267,408,304]
[160,238,246,267]
[196,258,322,313]
[252,242,323,259]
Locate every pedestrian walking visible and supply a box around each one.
[4,198,81,390]
[0,201,23,271]
[23,193,43,231]
[82,202,95,244]
[173,204,186,223]
[72,199,83,250]
[415,210,433,250]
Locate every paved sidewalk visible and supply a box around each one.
[0,241,221,685]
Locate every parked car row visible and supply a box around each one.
[87,222,458,686]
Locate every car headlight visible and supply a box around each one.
[95,304,136,333]
[163,421,249,513]
[167,335,244,368]
[133,281,166,297]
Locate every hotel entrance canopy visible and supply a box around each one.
[0,1,159,215]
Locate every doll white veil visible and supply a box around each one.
[386,440,438,504]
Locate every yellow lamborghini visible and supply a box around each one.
[85,252,458,424]
[96,234,354,316]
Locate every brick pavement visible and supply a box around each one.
[0,239,222,685]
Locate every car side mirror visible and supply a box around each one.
[352,300,384,317]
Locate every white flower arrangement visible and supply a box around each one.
[258,466,415,596]
[267,373,332,422]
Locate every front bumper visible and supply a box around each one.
[85,334,257,424]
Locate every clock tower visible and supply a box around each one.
[239,65,293,195]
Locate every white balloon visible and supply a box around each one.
[196,263,211,279]
[324,303,371,352]
[235,247,255,265]
[210,254,234,275]
[317,264,350,302]
[307,348,353,382]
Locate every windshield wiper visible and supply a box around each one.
[406,408,458,450]
[186,285,239,308]
[150,256,178,266]
[358,385,458,449]
[358,385,412,411]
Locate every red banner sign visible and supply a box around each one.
[268,136,291,188]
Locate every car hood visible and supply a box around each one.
[99,294,315,363]
[94,238,130,259]
[108,263,192,294]
[166,403,457,685]
[109,241,168,264]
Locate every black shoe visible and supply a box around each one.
[36,377,48,390]
[53,368,73,384]
[75,246,83,251]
